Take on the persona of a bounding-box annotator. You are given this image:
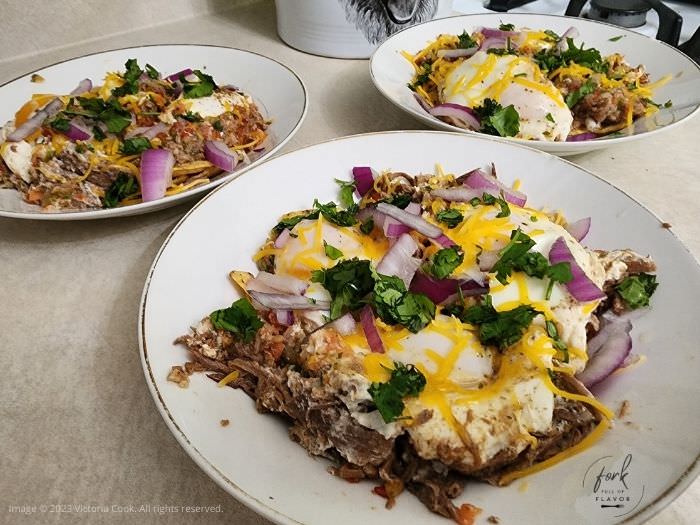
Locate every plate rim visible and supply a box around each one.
[0,43,309,221]
[138,130,700,525]
[369,13,700,151]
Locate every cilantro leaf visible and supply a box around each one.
[76,97,132,134]
[383,193,413,209]
[313,200,358,226]
[473,98,520,137]
[408,62,432,91]
[461,296,540,349]
[323,241,344,260]
[145,64,160,79]
[103,173,138,208]
[491,229,536,284]
[458,30,477,49]
[209,298,263,343]
[50,117,71,132]
[615,273,658,309]
[499,23,515,31]
[335,179,356,209]
[545,320,569,363]
[180,111,203,122]
[436,208,464,228]
[545,262,573,299]
[608,35,624,42]
[480,192,510,218]
[183,70,217,99]
[368,362,426,423]
[112,58,143,97]
[534,38,604,73]
[546,112,555,123]
[92,125,106,140]
[373,273,435,333]
[212,119,224,131]
[311,258,374,320]
[120,137,151,155]
[426,247,464,280]
[360,217,375,235]
[272,210,319,234]
[566,78,597,108]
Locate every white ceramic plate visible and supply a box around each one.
[0,44,307,220]
[370,14,700,156]
[140,131,700,525]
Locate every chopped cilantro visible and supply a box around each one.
[103,173,138,208]
[615,273,658,309]
[473,98,520,137]
[311,258,374,320]
[335,179,356,209]
[460,296,540,350]
[457,30,477,49]
[368,362,426,423]
[373,273,436,333]
[360,217,375,235]
[499,23,515,31]
[426,247,464,280]
[408,62,432,91]
[112,58,143,97]
[313,200,358,226]
[180,111,203,122]
[50,117,70,132]
[272,210,319,234]
[383,193,413,209]
[209,298,263,343]
[545,320,569,363]
[480,192,511,218]
[566,78,597,108]
[546,112,555,123]
[145,63,160,79]
[323,241,344,260]
[92,125,106,140]
[487,46,516,56]
[436,208,464,228]
[514,72,527,78]
[608,35,624,42]
[663,100,673,108]
[120,137,151,155]
[534,38,604,73]
[212,119,224,131]
[544,29,560,41]
[183,70,217,99]
[76,97,132,134]
[492,229,536,284]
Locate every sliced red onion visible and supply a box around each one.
[204,140,238,172]
[352,166,374,196]
[274,228,292,249]
[376,202,442,239]
[436,47,479,59]
[460,279,489,296]
[275,310,294,326]
[65,118,92,141]
[428,103,481,131]
[577,318,632,388]
[245,278,279,294]
[548,237,605,302]
[126,122,168,140]
[249,290,330,310]
[6,98,62,142]
[557,27,579,53]
[478,250,499,271]
[431,186,496,202]
[565,217,591,242]
[479,36,508,51]
[252,271,307,295]
[329,312,356,336]
[70,78,92,96]
[410,272,459,304]
[383,202,420,238]
[462,168,527,207]
[376,233,421,287]
[436,234,456,247]
[481,27,519,39]
[360,305,384,354]
[566,132,597,142]
[413,93,432,113]
[140,148,174,202]
[166,68,193,82]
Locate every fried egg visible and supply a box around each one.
[442,51,573,141]
[295,202,606,472]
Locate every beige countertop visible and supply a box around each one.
[1,1,698,524]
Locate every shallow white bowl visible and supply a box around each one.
[140,131,700,525]
[370,14,700,156]
[0,44,307,220]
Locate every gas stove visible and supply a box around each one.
[451,0,700,61]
